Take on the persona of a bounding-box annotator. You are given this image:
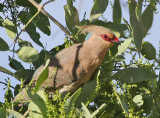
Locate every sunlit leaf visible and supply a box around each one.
[133,95,143,106]
[4,19,17,40]
[6,109,22,118]
[113,0,122,24]
[116,38,132,56]
[0,37,9,51]
[91,103,106,117]
[17,46,39,63]
[113,68,158,83]
[0,106,7,118]
[64,88,81,115]
[27,87,47,118]
[90,0,108,23]
[81,102,92,117]
[110,39,132,58]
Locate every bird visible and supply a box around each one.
[14,25,120,102]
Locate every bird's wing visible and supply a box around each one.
[40,43,90,90]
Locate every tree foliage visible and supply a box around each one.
[0,0,160,117]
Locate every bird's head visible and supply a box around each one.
[78,25,121,48]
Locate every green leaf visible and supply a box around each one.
[123,18,132,31]
[17,46,39,63]
[81,102,92,118]
[0,3,4,11]
[64,88,81,115]
[0,37,9,51]
[18,38,33,47]
[142,4,153,37]
[113,68,158,83]
[16,0,42,7]
[0,106,7,118]
[75,70,100,106]
[116,38,132,57]
[14,69,34,80]
[27,87,47,118]
[33,12,51,36]
[113,0,122,24]
[9,58,24,70]
[6,109,22,118]
[64,4,79,33]
[90,0,108,23]
[142,95,153,113]
[5,89,13,102]
[26,24,43,47]
[18,11,43,47]
[0,16,3,27]
[4,19,17,39]
[141,41,156,60]
[110,39,132,58]
[153,72,160,99]
[91,103,106,117]
[39,50,51,65]
[0,66,14,76]
[115,92,129,114]
[136,0,142,22]
[129,1,145,51]
[14,84,21,96]
[34,59,50,92]
[105,24,128,33]
[133,95,143,106]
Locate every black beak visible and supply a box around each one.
[112,41,122,45]
[117,41,122,45]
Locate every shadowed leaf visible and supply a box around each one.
[113,68,158,83]
[113,0,122,24]
[0,37,9,51]
[90,0,108,23]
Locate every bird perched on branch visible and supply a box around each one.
[14,25,120,102]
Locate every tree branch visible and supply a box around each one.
[28,0,72,39]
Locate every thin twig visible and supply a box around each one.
[0,81,15,89]
[28,0,72,39]
[43,0,55,6]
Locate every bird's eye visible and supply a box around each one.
[104,35,107,38]
[100,34,110,41]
